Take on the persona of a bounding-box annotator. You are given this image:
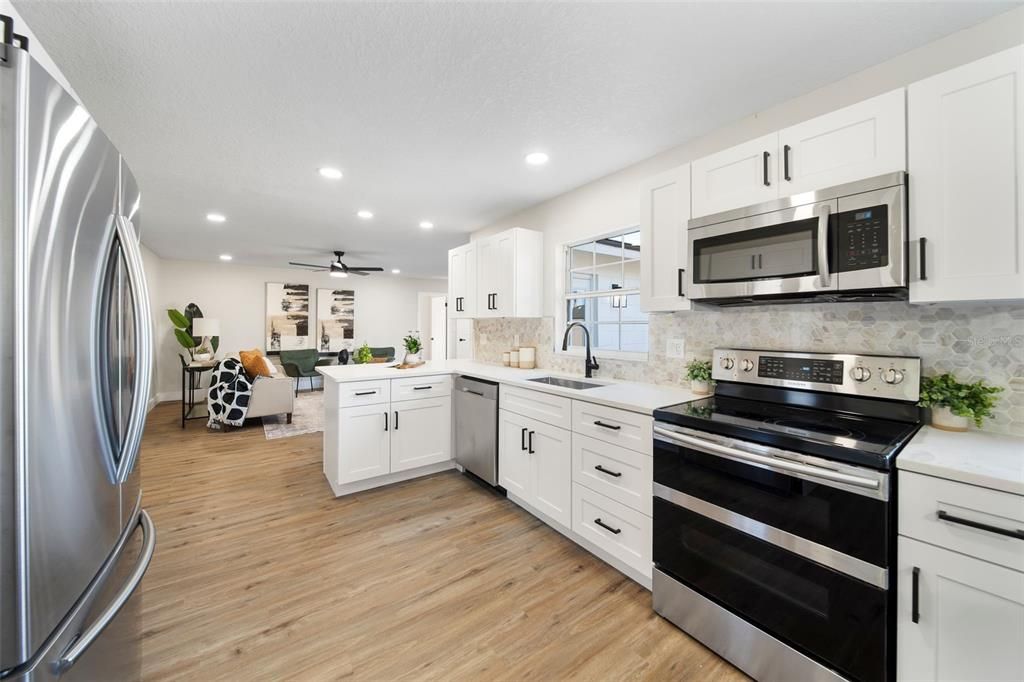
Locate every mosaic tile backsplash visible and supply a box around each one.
[475,302,1024,436]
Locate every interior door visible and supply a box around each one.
[429,296,447,360]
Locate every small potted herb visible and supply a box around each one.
[354,342,373,365]
[685,358,714,395]
[402,332,423,365]
[918,373,1003,432]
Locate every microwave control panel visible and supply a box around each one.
[835,206,888,272]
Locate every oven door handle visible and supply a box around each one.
[817,204,831,288]
[653,426,880,491]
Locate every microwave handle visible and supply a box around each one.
[817,205,831,288]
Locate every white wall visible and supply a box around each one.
[471,6,1024,318]
[151,257,444,399]
[0,1,79,101]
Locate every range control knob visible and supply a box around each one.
[881,368,905,385]
[850,366,872,382]
[720,357,735,370]
[741,359,755,372]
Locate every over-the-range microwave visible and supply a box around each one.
[686,172,908,305]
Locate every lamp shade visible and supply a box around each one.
[191,318,220,337]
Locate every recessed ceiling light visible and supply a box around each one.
[524,151,549,166]
[319,167,343,180]
[391,268,401,274]
[330,270,348,278]
[357,210,374,219]
[219,254,232,261]
[206,212,226,223]
[419,221,434,230]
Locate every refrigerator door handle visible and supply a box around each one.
[113,214,153,484]
[54,509,156,674]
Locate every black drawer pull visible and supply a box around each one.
[594,465,622,478]
[384,412,388,431]
[911,566,920,623]
[521,427,527,451]
[394,411,398,430]
[413,385,433,391]
[594,518,621,535]
[937,510,1024,540]
[355,390,377,396]
[593,420,621,431]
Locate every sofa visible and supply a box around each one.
[246,375,295,423]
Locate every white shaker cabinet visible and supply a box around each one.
[497,408,571,530]
[447,243,477,318]
[327,403,391,485]
[476,227,544,318]
[639,164,692,311]
[908,46,1024,303]
[778,89,905,195]
[691,133,778,218]
[390,396,452,473]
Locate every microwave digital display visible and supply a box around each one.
[836,205,888,272]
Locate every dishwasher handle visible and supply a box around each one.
[455,375,498,401]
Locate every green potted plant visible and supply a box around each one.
[402,332,423,365]
[918,373,1003,432]
[354,342,373,365]
[685,358,713,395]
[168,307,219,361]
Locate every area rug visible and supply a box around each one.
[262,391,324,440]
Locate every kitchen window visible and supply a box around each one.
[562,228,648,357]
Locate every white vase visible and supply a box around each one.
[690,379,711,395]
[404,352,422,365]
[931,405,969,432]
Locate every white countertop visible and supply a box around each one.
[897,426,1024,496]
[317,360,701,415]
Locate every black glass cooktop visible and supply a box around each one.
[654,395,921,469]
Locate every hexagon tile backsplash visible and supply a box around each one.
[474,302,1024,437]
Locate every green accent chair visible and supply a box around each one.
[280,349,332,396]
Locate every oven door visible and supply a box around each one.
[688,199,837,301]
[653,424,892,682]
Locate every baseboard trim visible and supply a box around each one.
[326,460,456,498]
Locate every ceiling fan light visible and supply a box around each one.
[330,270,348,278]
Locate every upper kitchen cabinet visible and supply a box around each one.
[476,227,544,318]
[691,133,778,218]
[640,164,692,312]
[447,243,477,318]
[691,90,907,218]
[908,46,1024,304]
[778,89,905,196]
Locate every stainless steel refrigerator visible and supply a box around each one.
[1,17,155,681]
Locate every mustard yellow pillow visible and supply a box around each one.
[239,349,271,378]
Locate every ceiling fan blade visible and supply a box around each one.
[345,267,384,272]
[289,261,329,270]
[346,269,371,276]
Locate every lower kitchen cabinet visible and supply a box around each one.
[329,403,391,484]
[390,396,452,473]
[572,483,652,578]
[897,537,1024,682]
[498,408,571,530]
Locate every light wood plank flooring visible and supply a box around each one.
[138,403,745,680]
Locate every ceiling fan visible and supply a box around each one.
[288,251,384,278]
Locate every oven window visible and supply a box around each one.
[653,439,889,567]
[693,217,820,284]
[654,499,887,682]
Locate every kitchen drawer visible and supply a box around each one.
[900,471,1024,572]
[330,379,390,408]
[572,400,652,455]
[572,483,652,578]
[502,385,572,429]
[572,433,652,516]
[391,374,452,402]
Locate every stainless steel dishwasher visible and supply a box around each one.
[454,375,499,486]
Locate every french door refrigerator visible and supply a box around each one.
[1,17,155,681]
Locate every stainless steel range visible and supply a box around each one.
[651,349,922,682]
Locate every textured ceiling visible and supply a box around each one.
[13,1,1017,277]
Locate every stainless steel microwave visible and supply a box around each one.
[686,172,907,305]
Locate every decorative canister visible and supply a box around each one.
[510,350,520,368]
[519,346,536,370]
[502,352,511,367]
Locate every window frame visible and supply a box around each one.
[555,225,649,362]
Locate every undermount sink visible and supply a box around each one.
[527,376,602,390]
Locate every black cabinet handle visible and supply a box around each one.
[919,237,928,281]
[937,510,1024,540]
[783,144,791,181]
[458,338,467,342]
[394,411,398,430]
[384,412,388,431]
[521,427,527,451]
[751,255,756,270]
[593,420,621,431]
[594,465,622,478]
[491,293,498,310]
[758,254,763,270]
[677,268,686,298]
[762,151,770,187]
[594,518,622,535]
[413,385,433,391]
[355,390,377,396]
[527,430,535,454]
[911,566,920,623]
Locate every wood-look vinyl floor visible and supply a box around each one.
[138,403,746,681]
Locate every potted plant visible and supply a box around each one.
[402,332,423,365]
[354,342,373,365]
[918,373,1003,432]
[168,307,219,362]
[685,358,713,395]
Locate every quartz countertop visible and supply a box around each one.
[317,359,701,415]
[897,426,1024,496]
